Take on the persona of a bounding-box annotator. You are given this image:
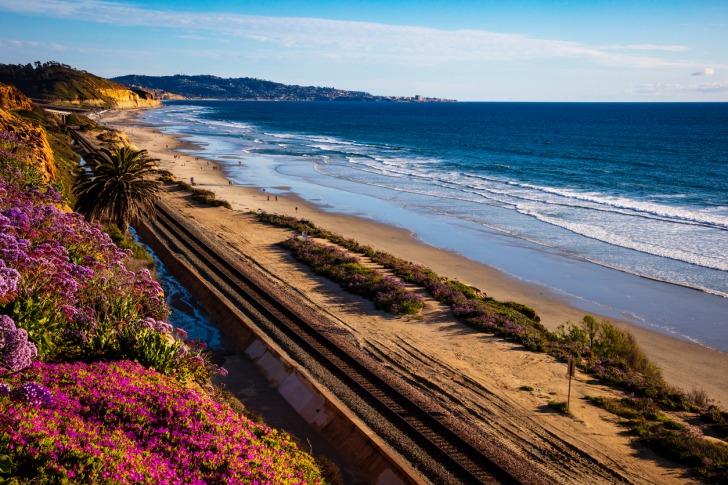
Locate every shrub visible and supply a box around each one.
[281,237,424,315]
[446,280,480,300]
[504,301,539,321]
[688,387,711,409]
[0,315,38,373]
[188,188,233,209]
[589,396,728,481]
[104,223,153,263]
[0,454,12,480]
[701,407,728,441]
[548,400,570,414]
[316,454,344,485]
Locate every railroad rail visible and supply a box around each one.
[150,201,521,484]
[68,127,98,156]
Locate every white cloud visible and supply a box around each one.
[1,37,155,58]
[627,79,728,96]
[694,80,728,92]
[692,67,715,76]
[2,39,67,51]
[602,43,689,52]
[0,0,700,70]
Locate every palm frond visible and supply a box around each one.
[73,146,161,233]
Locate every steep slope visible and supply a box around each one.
[0,84,57,182]
[0,62,161,109]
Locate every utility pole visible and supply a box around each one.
[567,358,576,413]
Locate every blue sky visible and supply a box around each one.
[0,0,725,101]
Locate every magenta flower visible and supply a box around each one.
[0,361,324,483]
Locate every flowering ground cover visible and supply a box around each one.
[1,361,322,484]
[258,211,728,482]
[281,236,424,315]
[0,134,326,483]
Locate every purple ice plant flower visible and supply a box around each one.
[0,260,20,303]
[214,365,229,377]
[139,317,173,334]
[139,317,157,330]
[0,130,20,149]
[0,315,38,373]
[13,382,53,408]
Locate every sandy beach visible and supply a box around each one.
[103,108,727,483]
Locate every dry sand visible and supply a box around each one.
[103,108,728,483]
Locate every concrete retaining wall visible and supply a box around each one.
[137,222,424,485]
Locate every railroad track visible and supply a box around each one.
[150,201,521,484]
[68,128,98,156]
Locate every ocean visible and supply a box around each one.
[139,101,728,351]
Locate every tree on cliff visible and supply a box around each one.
[73,147,159,233]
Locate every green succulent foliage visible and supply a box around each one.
[117,328,182,376]
[0,454,12,483]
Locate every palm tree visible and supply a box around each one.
[73,146,160,234]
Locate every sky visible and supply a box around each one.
[0,0,726,101]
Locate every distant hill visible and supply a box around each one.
[111,74,455,102]
[0,62,161,109]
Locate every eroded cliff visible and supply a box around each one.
[82,88,161,109]
[0,85,58,182]
[0,84,33,111]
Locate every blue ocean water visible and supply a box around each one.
[140,101,728,350]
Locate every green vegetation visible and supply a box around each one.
[189,188,233,208]
[548,400,570,414]
[104,223,154,265]
[589,395,728,482]
[702,407,728,441]
[0,61,153,107]
[113,73,395,101]
[0,455,12,484]
[170,178,233,209]
[280,236,425,315]
[557,316,660,378]
[7,106,79,203]
[73,146,160,234]
[65,113,101,131]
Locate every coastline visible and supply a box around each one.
[103,108,728,406]
[96,107,728,482]
[104,110,728,406]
